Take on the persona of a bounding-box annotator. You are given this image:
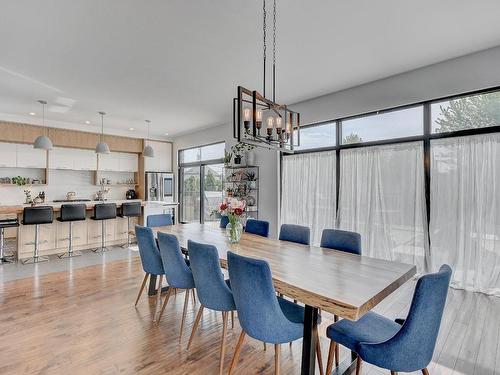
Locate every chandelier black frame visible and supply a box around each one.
[232,0,301,153]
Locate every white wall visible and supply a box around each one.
[173,124,280,238]
[173,45,500,239]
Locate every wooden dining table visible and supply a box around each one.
[152,223,416,375]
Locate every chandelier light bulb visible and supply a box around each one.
[266,116,274,129]
[255,109,263,130]
[275,116,283,128]
[243,107,251,130]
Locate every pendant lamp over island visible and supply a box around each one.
[143,120,155,158]
[33,100,53,150]
[95,111,110,154]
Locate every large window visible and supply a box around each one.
[342,106,423,144]
[179,142,225,223]
[281,88,500,295]
[294,122,336,151]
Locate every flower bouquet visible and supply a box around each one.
[219,197,246,243]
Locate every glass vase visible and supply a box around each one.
[226,220,243,244]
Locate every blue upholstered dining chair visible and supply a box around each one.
[147,213,173,228]
[156,232,196,342]
[320,228,361,255]
[186,240,236,375]
[245,218,270,237]
[325,264,452,375]
[219,215,229,228]
[227,251,324,375]
[134,225,165,321]
[279,223,310,245]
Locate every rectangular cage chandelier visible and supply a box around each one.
[232,0,301,154]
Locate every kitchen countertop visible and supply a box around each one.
[0,199,144,215]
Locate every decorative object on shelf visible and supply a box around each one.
[219,198,246,244]
[223,165,259,219]
[33,192,45,205]
[244,195,256,207]
[245,171,258,189]
[225,187,234,197]
[246,149,255,165]
[33,100,53,150]
[224,150,233,167]
[66,192,76,200]
[232,0,300,153]
[95,111,110,154]
[12,176,27,186]
[231,142,255,165]
[23,189,32,204]
[143,120,155,158]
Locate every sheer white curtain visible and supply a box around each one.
[281,151,336,246]
[430,134,500,295]
[338,142,429,272]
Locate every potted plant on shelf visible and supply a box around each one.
[224,150,232,167]
[225,187,234,197]
[219,197,246,243]
[245,171,258,189]
[231,142,255,165]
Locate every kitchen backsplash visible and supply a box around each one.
[0,169,130,204]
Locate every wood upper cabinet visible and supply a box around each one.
[16,144,47,168]
[0,142,17,168]
[144,140,172,172]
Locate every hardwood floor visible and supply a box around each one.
[0,257,499,374]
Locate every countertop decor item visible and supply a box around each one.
[95,111,110,154]
[33,100,53,150]
[232,0,301,153]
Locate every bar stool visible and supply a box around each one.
[0,217,19,264]
[22,206,54,264]
[57,204,87,258]
[91,203,117,253]
[118,202,141,248]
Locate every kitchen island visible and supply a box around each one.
[0,200,143,260]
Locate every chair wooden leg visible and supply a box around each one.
[334,315,339,367]
[315,331,324,375]
[134,273,149,307]
[153,274,163,321]
[355,356,362,375]
[390,372,398,375]
[264,342,267,351]
[156,287,172,324]
[326,341,336,375]
[179,289,190,343]
[421,370,429,375]
[187,305,204,350]
[231,310,235,329]
[228,330,246,375]
[219,311,228,375]
[275,344,281,375]
[192,289,196,305]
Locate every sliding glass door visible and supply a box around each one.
[179,142,225,223]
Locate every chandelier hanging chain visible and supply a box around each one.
[273,0,276,102]
[263,0,267,98]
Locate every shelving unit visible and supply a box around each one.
[223,165,259,219]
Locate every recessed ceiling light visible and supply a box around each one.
[129,127,135,131]
[164,132,169,136]
[85,120,91,124]
[29,112,36,116]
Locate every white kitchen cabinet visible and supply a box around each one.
[98,153,120,171]
[16,144,47,168]
[144,140,172,172]
[48,148,74,170]
[118,152,138,172]
[73,149,97,171]
[0,142,17,168]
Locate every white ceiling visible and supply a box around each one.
[1,0,500,138]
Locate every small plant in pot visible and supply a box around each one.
[224,150,232,167]
[245,171,258,189]
[231,142,255,165]
[225,187,234,197]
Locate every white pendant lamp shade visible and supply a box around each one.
[33,100,53,150]
[95,111,110,154]
[143,120,155,157]
[95,141,110,154]
[34,135,53,150]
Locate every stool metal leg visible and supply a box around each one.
[93,220,109,253]
[0,228,15,264]
[22,224,49,264]
[58,222,82,258]
[121,216,135,248]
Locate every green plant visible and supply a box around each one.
[230,142,255,158]
[224,150,232,165]
[12,176,27,186]
[245,171,257,181]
